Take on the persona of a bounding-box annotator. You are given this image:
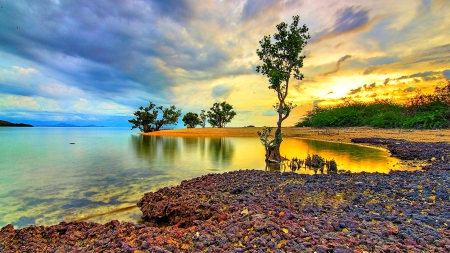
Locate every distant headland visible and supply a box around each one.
[36,123,104,127]
[0,120,33,127]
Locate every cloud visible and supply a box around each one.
[312,6,373,43]
[149,0,194,22]
[242,0,277,20]
[313,99,324,106]
[363,83,376,90]
[363,65,377,75]
[347,87,362,95]
[334,7,370,33]
[12,66,37,74]
[211,84,233,99]
[324,55,352,75]
[241,0,299,21]
[444,70,450,79]
[404,87,416,93]
[396,71,444,82]
[262,109,277,116]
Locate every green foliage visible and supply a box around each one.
[256,15,310,162]
[257,127,279,149]
[199,110,207,128]
[129,102,181,132]
[182,112,201,128]
[297,81,450,129]
[207,101,236,128]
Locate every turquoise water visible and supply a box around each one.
[0,127,405,228]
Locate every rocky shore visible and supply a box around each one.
[351,138,450,171]
[1,137,449,252]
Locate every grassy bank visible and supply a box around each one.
[297,81,450,129]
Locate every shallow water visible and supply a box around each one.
[0,127,408,228]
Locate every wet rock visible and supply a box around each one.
[1,169,450,252]
[351,138,450,171]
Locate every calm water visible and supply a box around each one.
[0,127,407,228]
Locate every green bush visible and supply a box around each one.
[297,81,450,129]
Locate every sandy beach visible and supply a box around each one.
[144,126,450,144]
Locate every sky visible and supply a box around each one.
[0,0,449,127]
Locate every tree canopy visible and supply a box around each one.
[207,101,236,128]
[128,102,181,132]
[182,112,201,128]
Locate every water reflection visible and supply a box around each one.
[208,138,234,167]
[130,135,407,175]
[280,138,402,174]
[131,135,235,168]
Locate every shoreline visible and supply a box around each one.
[142,126,450,144]
[1,127,449,251]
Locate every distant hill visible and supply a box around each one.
[37,123,104,127]
[0,120,33,127]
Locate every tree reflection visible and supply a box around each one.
[130,136,235,168]
[208,138,234,167]
[130,135,158,161]
[130,135,181,165]
[182,137,207,159]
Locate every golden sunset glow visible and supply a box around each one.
[0,1,449,127]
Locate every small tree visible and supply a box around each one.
[182,112,201,128]
[129,102,181,132]
[256,15,310,163]
[199,110,207,128]
[154,105,182,131]
[207,101,236,128]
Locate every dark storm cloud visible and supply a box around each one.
[324,55,352,75]
[312,6,370,42]
[0,0,199,97]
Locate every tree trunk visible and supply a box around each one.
[143,125,152,133]
[265,101,284,164]
[265,143,281,164]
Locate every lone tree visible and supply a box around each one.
[207,101,236,128]
[129,102,181,132]
[182,112,201,128]
[256,15,310,163]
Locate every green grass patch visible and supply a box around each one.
[297,81,450,129]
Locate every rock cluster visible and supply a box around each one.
[2,169,449,252]
[351,138,450,170]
